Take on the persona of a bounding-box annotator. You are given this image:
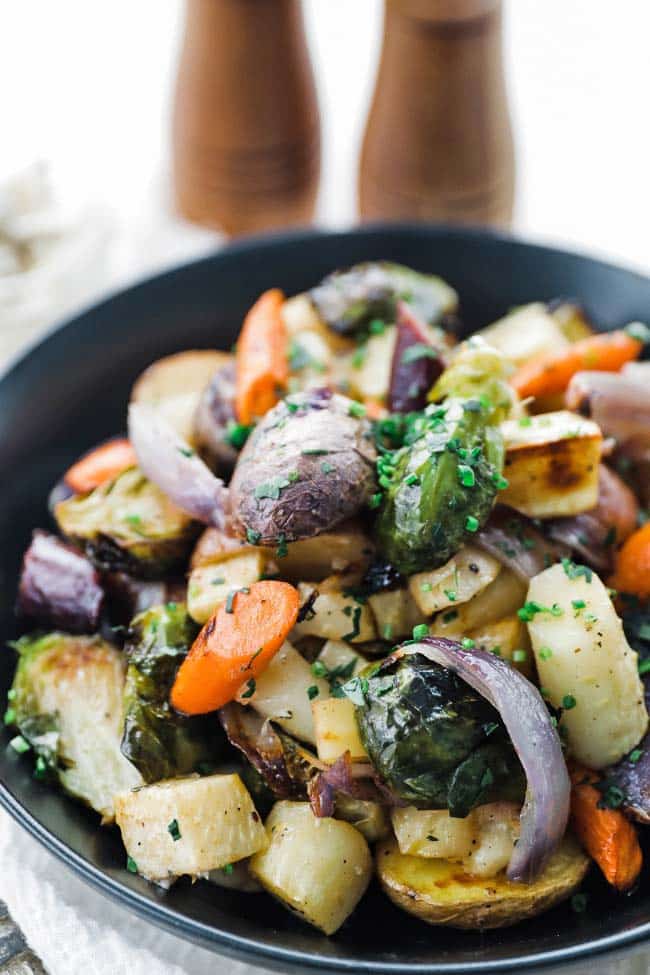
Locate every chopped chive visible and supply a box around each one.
[518,416,532,427]
[168,818,182,842]
[3,707,16,725]
[457,464,476,488]
[222,863,234,875]
[311,661,328,678]
[241,678,256,699]
[420,582,433,592]
[368,492,383,510]
[177,446,195,458]
[126,856,138,874]
[9,735,29,754]
[539,646,553,661]
[629,748,644,764]
[348,401,367,418]
[246,527,262,545]
[465,515,479,533]
[562,694,577,710]
[412,624,429,640]
[513,649,527,663]
[571,893,588,913]
[443,589,457,602]
[307,685,320,700]
[461,637,476,649]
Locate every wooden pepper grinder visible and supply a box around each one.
[172,0,320,236]
[359,0,515,227]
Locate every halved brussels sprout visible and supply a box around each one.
[8,632,141,819]
[121,602,224,782]
[353,653,525,816]
[374,399,504,575]
[310,262,457,335]
[54,466,199,577]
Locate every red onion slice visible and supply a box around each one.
[128,403,229,529]
[566,370,650,449]
[476,507,567,582]
[404,637,570,883]
[388,301,445,413]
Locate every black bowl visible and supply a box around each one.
[2,225,650,974]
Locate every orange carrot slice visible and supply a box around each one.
[64,438,138,494]
[609,522,650,602]
[235,289,287,425]
[510,330,642,400]
[570,765,642,891]
[170,580,299,715]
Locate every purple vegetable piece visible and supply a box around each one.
[16,530,104,633]
[193,361,239,473]
[409,638,571,883]
[388,301,444,413]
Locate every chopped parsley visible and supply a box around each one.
[561,558,592,583]
[348,401,367,418]
[9,735,29,754]
[168,819,182,842]
[254,476,291,500]
[342,606,362,641]
[369,318,386,335]
[457,464,475,488]
[341,675,369,706]
[225,422,252,450]
[518,601,563,621]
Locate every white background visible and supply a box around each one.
[0,3,650,974]
[1,0,649,284]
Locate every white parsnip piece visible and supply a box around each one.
[312,697,369,764]
[187,550,265,623]
[250,801,372,934]
[527,563,648,768]
[409,546,501,616]
[292,581,377,643]
[368,587,426,640]
[478,304,569,366]
[114,774,267,883]
[242,641,328,745]
[391,807,476,860]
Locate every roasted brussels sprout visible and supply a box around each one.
[120,602,224,782]
[54,466,199,577]
[8,633,141,819]
[431,338,516,424]
[374,399,504,575]
[230,388,377,545]
[310,262,457,335]
[353,653,525,817]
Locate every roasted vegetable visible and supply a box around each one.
[388,301,445,413]
[374,399,504,575]
[54,466,198,577]
[193,359,240,472]
[102,572,186,626]
[310,261,457,335]
[431,338,516,424]
[527,562,648,769]
[64,438,138,494]
[477,303,569,367]
[131,349,230,443]
[408,545,501,616]
[230,389,377,545]
[292,578,378,644]
[16,530,104,634]
[120,603,223,782]
[353,653,525,816]
[187,549,265,624]
[250,801,372,934]
[500,411,602,519]
[377,834,589,930]
[236,289,288,424]
[312,697,369,764]
[9,633,141,819]
[114,773,267,883]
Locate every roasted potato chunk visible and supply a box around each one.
[500,411,602,518]
[377,835,589,929]
[409,546,501,616]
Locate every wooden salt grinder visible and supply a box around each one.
[359,0,515,227]
[172,0,320,236]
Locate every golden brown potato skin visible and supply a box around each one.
[376,836,589,930]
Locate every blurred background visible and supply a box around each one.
[1,0,649,361]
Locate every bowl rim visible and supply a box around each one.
[2,221,650,974]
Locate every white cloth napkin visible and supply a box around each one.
[0,807,266,975]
